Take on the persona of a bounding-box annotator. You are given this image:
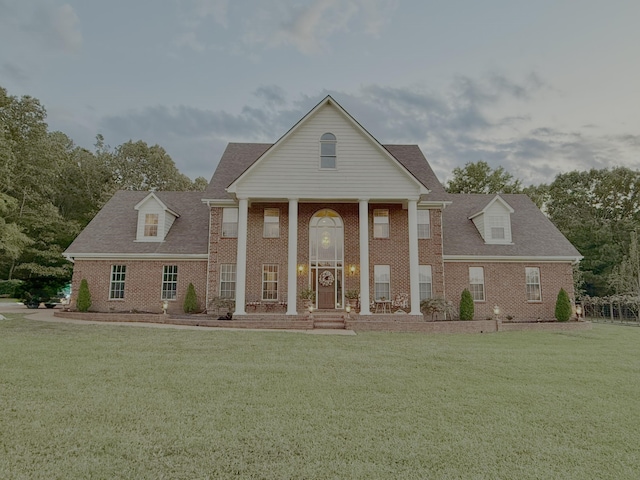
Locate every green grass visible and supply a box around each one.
[1,316,639,479]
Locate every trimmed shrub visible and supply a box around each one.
[183,283,199,314]
[76,279,92,312]
[555,288,572,322]
[459,288,474,321]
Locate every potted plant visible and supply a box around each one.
[345,289,359,309]
[299,287,315,309]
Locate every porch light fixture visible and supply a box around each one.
[349,265,356,275]
[298,264,304,274]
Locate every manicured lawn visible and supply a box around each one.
[1,316,639,479]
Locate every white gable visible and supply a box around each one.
[134,193,178,242]
[227,98,427,201]
[469,195,514,244]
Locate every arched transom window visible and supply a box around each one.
[320,133,336,169]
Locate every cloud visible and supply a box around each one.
[0,1,82,54]
[0,62,29,83]
[93,75,640,186]
[174,0,397,54]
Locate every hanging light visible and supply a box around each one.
[321,230,331,249]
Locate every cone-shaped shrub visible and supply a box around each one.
[555,287,572,322]
[183,283,199,314]
[76,279,91,312]
[459,288,474,321]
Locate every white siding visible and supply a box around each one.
[472,215,485,240]
[233,104,422,199]
[135,196,176,242]
[484,201,512,243]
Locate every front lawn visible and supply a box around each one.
[1,316,638,479]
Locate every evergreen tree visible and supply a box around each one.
[183,283,199,313]
[76,279,91,312]
[555,288,572,322]
[459,288,474,320]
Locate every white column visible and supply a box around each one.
[286,198,298,315]
[359,199,371,315]
[234,197,248,316]
[408,199,421,315]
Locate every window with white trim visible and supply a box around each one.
[374,265,390,301]
[144,213,159,237]
[417,210,431,239]
[525,267,541,302]
[161,265,178,300]
[469,267,485,302]
[109,265,126,299]
[419,265,433,301]
[263,208,280,238]
[221,207,238,238]
[220,264,236,299]
[320,133,336,169]
[373,209,389,238]
[488,215,506,241]
[262,264,278,300]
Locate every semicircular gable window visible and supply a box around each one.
[320,133,336,169]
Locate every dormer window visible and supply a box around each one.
[489,215,506,240]
[144,214,159,237]
[320,133,336,169]
[134,193,179,242]
[468,195,514,244]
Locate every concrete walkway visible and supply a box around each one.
[0,302,356,335]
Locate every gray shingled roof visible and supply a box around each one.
[204,142,446,199]
[441,194,582,258]
[65,191,210,256]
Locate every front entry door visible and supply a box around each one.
[318,269,335,309]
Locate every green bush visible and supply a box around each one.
[76,279,91,312]
[0,279,23,297]
[555,288,572,322]
[183,283,199,314]
[459,288,474,321]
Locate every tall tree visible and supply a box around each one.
[544,167,640,296]
[446,161,522,194]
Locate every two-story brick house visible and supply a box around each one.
[64,96,581,321]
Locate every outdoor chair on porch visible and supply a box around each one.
[392,293,409,310]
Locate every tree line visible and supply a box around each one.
[0,86,207,297]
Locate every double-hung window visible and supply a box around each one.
[417,210,430,239]
[469,267,485,302]
[525,267,541,301]
[109,265,126,299]
[419,265,433,301]
[263,208,280,238]
[373,209,389,238]
[262,264,278,300]
[144,213,158,237]
[374,265,390,301]
[221,208,238,238]
[220,264,236,299]
[161,265,178,300]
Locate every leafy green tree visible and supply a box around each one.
[555,288,572,322]
[609,231,640,296]
[446,161,522,194]
[543,167,640,296]
[459,288,474,320]
[76,279,91,312]
[183,283,199,313]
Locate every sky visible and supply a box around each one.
[1,0,639,186]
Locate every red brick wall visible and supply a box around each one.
[208,203,445,312]
[70,260,207,314]
[444,262,576,321]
